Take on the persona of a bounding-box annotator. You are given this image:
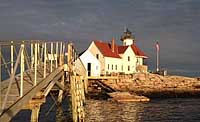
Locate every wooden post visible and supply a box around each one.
[11,41,14,74]
[34,43,37,86]
[50,42,53,72]
[68,43,86,122]
[71,76,77,122]
[56,42,58,68]
[80,78,86,104]
[62,44,65,61]
[40,43,44,63]
[37,42,40,65]
[62,43,65,65]
[67,43,73,72]
[57,72,64,103]
[59,42,63,66]
[57,42,64,103]
[68,43,74,120]
[20,42,24,97]
[71,76,85,122]
[83,77,88,94]
[76,76,85,121]
[43,42,47,78]
[31,104,41,122]
[31,42,34,69]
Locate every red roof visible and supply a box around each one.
[94,41,121,58]
[118,46,128,54]
[131,45,147,57]
[94,41,147,58]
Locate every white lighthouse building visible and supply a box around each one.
[79,28,148,76]
[121,28,135,46]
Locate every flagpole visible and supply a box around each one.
[156,41,159,72]
[156,47,159,72]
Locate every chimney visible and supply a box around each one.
[111,38,115,52]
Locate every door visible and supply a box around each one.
[87,63,91,76]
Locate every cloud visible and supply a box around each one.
[0,0,200,76]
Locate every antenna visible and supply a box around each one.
[124,25,127,32]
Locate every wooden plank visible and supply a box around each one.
[0,96,19,104]
[55,81,65,91]
[23,97,46,109]
[42,81,56,97]
[0,66,64,122]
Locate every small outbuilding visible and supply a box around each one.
[79,50,101,76]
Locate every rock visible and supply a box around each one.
[101,73,199,94]
[193,81,200,88]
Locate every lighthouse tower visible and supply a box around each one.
[120,28,135,46]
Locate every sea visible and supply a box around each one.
[12,97,200,122]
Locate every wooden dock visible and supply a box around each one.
[0,41,86,122]
[108,92,150,102]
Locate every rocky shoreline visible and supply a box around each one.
[99,73,200,98]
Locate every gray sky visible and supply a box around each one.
[0,0,200,76]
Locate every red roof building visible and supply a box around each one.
[93,40,147,58]
[81,28,148,76]
[93,41,121,58]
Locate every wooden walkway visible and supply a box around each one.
[0,41,86,122]
[0,64,64,121]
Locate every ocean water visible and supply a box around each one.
[85,98,200,122]
[12,97,200,122]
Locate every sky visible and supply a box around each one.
[0,0,200,77]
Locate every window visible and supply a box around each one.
[128,65,130,71]
[96,54,99,59]
[121,65,123,71]
[112,65,113,70]
[115,65,117,70]
[108,64,109,70]
[128,56,130,61]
